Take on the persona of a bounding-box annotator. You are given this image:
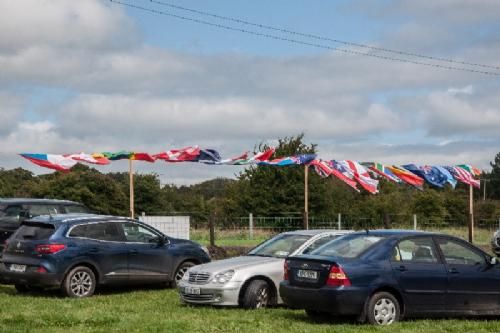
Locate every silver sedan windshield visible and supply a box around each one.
[248,234,311,258]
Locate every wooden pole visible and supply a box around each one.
[468,184,474,243]
[303,164,309,230]
[129,159,134,219]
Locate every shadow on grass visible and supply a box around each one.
[278,310,360,325]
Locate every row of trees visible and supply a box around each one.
[1,135,499,227]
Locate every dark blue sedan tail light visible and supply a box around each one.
[326,265,351,287]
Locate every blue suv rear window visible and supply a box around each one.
[14,223,55,240]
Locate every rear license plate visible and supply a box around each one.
[184,286,201,295]
[10,264,26,273]
[297,269,317,280]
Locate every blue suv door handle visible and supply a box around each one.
[396,265,407,272]
[449,267,459,274]
[129,249,138,255]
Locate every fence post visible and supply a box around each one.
[338,213,342,230]
[209,214,215,247]
[249,213,254,239]
[413,214,417,230]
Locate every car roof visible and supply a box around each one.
[282,229,352,236]
[0,198,82,205]
[347,229,443,238]
[24,214,135,226]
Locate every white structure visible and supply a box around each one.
[139,215,190,240]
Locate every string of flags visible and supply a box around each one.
[20,146,482,194]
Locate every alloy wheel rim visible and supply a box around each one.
[373,298,396,325]
[255,287,269,308]
[70,271,92,297]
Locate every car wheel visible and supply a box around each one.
[366,291,400,325]
[62,266,96,298]
[242,280,271,309]
[172,261,195,288]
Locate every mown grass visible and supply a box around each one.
[0,285,499,333]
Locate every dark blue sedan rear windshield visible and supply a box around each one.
[311,234,386,258]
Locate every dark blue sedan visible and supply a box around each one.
[0,214,210,297]
[280,230,500,325]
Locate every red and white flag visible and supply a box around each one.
[338,160,379,194]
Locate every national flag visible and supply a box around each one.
[309,159,359,191]
[337,160,379,194]
[457,164,482,177]
[258,154,317,166]
[249,147,275,163]
[403,164,448,188]
[102,151,133,160]
[90,153,112,165]
[194,149,222,164]
[20,154,77,172]
[153,146,201,162]
[131,152,155,163]
[434,166,457,188]
[67,153,110,165]
[363,162,401,183]
[216,152,250,165]
[387,165,424,189]
[445,166,480,188]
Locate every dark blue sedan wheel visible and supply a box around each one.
[366,292,400,325]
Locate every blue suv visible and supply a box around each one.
[0,214,210,297]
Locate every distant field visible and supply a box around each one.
[1,285,500,333]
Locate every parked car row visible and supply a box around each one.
[2,201,500,326]
[181,229,500,326]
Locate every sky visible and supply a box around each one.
[1,0,500,185]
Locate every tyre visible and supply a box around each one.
[172,261,195,288]
[241,280,271,309]
[366,291,400,325]
[62,266,96,298]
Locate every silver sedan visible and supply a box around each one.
[178,229,351,308]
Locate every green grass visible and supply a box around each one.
[0,285,499,333]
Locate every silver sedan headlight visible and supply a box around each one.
[212,270,234,284]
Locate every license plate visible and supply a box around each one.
[184,286,201,295]
[10,264,26,273]
[297,269,317,280]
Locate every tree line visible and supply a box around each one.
[1,135,499,227]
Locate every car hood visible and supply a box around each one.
[190,255,282,273]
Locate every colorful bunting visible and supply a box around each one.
[364,162,401,183]
[66,153,110,165]
[153,146,201,162]
[102,151,133,161]
[259,154,316,166]
[336,160,379,194]
[446,166,480,189]
[309,159,359,192]
[131,152,155,163]
[403,164,449,188]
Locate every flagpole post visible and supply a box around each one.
[129,158,135,219]
[468,184,474,243]
[303,164,309,230]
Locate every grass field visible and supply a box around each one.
[0,285,499,333]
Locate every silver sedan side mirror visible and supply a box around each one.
[490,257,498,265]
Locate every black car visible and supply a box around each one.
[280,230,500,325]
[0,214,210,297]
[0,198,89,251]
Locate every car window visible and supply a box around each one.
[392,237,439,263]
[63,205,89,214]
[120,222,161,243]
[29,205,59,216]
[248,234,312,258]
[437,238,485,266]
[3,206,22,218]
[302,235,341,254]
[69,223,124,242]
[14,223,55,240]
[311,234,385,258]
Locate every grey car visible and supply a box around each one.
[178,229,351,308]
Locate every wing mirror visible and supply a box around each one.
[18,210,32,221]
[490,257,498,265]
